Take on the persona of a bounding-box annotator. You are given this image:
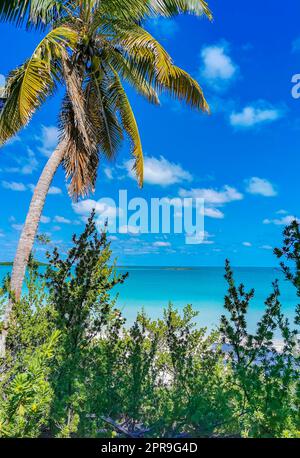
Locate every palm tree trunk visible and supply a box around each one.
[0,140,66,357]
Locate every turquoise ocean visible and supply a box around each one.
[1,266,298,334]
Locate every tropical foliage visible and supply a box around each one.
[0,216,299,438]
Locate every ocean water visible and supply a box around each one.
[0,266,298,333]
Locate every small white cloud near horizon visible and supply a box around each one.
[230,102,283,128]
[200,42,238,90]
[2,181,27,192]
[109,235,118,241]
[153,241,171,247]
[54,215,71,224]
[37,125,59,157]
[0,74,5,87]
[261,245,273,250]
[125,156,192,186]
[245,177,277,197]
[48,186,62,195]
[263,215,299,226]
[242,241,252,247]
[40,215,51,224]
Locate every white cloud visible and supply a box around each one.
[242,241,252,247]
[2,181,27,191]
[153,241,171,247]
[276,209,288,215]
[37,125,59,157]
[179,185,242,220]
[12,224,24,231]
[28,183,36,193]
[20,150,38,175]
[73,199,119,233]
[73,199,117,218]
[263,215,299,226]
[125,156,192,186]
[48,186,62,195]
[203,207,224,219]
[54,215,71,224]
[40,215,51,224]
[1,180,61,195]
[200,43,238,90]
[261,245,273,250]
[104,167,113,180]
[179,185,243,205]
[109,235,118,241]
[4,149,38,175]
[230,103,282,128]
[0,74,5,86]
[0,230,4,238]
[245,177,277,197]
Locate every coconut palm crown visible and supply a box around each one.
[0,0,211,194]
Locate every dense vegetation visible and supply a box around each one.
[0,214,299,438]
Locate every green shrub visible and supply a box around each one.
[0,215,299,438]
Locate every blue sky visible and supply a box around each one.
[1,0,300,267]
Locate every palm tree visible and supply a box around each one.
[0,0,211,352]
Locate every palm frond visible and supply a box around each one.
[88,72,124,161]
[159,65,209,111]
[93,0,150,23]
[61,96,99,199]
[109,70,144,187]
[112,22,174,81]
[61,52,97,155]
[114,23,209,112]
[61,70,124,200]
[149,0,212,19]
[0,26,77,144]
[0,0,62,27]
[106,47,160,105]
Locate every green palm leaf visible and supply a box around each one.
[89,72,124,161]
[115,22,208,112]
[0,0,62,27]
[0,25,77,143]
[150,0,212,19]
[109,70,144,187]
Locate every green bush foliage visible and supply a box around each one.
[0,214,299,438]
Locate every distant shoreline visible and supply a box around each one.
[0,263,280,270]
[0,262,48,267]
